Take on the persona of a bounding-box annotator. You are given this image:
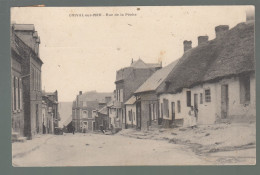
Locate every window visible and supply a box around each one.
[39,72,41,91]
[117,90,119,101]
[177,100,181,113]
[186,91,191,107]
[34,69,36,90]
[18,78,20,109]
[240,75,250,103]
[19,79,22,110]
[82,110,88,118]
[200,93,203,104]
[205,89,211,102]
[120,89,123,102]
[15,77,18,110]
[35,70,37,90]
[150,104,153,120]
[36,71,39,90]
[163,99,169,118]
[153,104,157,120]
[128,111,132,121]
[31,68,34,90]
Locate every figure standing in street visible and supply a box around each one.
[72,125,75,135]
[188,106,197,129]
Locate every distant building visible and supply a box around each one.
[42,90,59,134]
[72,91,113,132]
[114,59,162,129]
[11,24,43,140]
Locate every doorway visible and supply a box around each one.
[36,104,39,134]
[136,101,141,129]
[221,84,229,118]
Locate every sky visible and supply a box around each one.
[11,6,253,102]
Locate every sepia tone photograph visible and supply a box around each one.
[11,6,255,166]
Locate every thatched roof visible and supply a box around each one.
[157,21,255,94]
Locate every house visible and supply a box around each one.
[114,58,162,129]
[132,60,179,130]
[72,91,113,132]
[107,100,122,128]
[42,90,60,134]
[157,19,255,127]
[11,24,43,140]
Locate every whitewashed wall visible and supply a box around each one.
[159,73,256,126]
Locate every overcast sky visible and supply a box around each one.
[11,6,253,102]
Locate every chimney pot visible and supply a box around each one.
[198,36,209,46]
[79,91,82,95]
[215,25,229,38]
[183,40,192,52]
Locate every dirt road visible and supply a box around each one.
[13,133,211,166]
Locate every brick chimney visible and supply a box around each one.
[36,37,40,56]
[215,25,229,38]
[183,40,192,52]
[246,8,255,22]
[198,36,209,46]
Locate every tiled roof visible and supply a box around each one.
[135,60,178,94]
[124,96,136,105]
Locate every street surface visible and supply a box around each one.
[13,133,211,166]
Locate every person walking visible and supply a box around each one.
[188,106,197,129]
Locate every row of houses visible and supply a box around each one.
[11,24,60,141]
[69,14,255,133]
[123,18,255,131]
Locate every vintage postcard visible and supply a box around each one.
[11,6,255,166]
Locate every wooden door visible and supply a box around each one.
[148,104,152,126]
[136,101,141,129]
[171,102,175,121]
[131,109,133,127]
[221,84,229,118]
